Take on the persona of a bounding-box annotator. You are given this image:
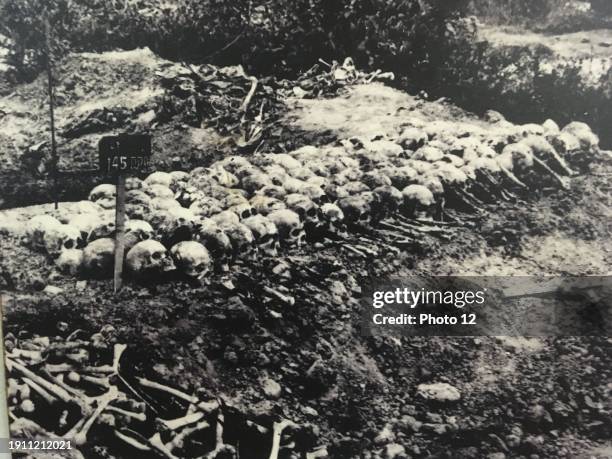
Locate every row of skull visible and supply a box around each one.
[24,114,598,279]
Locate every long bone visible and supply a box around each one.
[21,377,56,405]
[66,385,119,445]
[169,420,210,452]
[269,419,298,459]
[106,405,147,423]
[6,359,73,403]
[115,429,152,452]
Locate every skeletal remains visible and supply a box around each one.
[24,116,602,281]
[6,327,319,458]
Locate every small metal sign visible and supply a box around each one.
[99,134,152,174]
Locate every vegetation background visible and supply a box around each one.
[1,0,611,146]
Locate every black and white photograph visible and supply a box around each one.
[0,0,611,458]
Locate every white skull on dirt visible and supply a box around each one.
[55,249,84,276]
[250,195,286,216]
[89,184,116,209]
[43,224,81,258]
[89,212,116,241]
[68,214,97,247]
[189,197,224,218]
[170,241,212,280]
[267,209,305,246]
[195,218,233,271]
[284,194,320,226]
[320,203,347,236]
[26,215,62,251]
[144,171,173,188]
[146,184,175,200]
[218,222,256,260]
[126,240,176,279]
[229,203,257,220]
[82,238,115,278]
[338,195,372,224]
[125,219,154,251]
[402,184,436,220]
[242,215,279,256]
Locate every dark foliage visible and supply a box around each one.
[1,0,611,147]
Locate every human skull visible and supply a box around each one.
[89,212,116,241]
[89,184,116,209]
[320,203,347,237]
[542,119,560,134]
[218,221,256,261]
[170,241,212,280]
[125,219,154,252]
[174,185,204,208]
[208,167,239,188]
[383,165,418,189]
[284,193,320,227]
[221,190,250,208]
[210,210,240,226]
[397,127,428,150]
[562,121,599,150]
[413,145,445,162]
[331,168,358,187]
[126,240,176,280]
[267,209,305,246]
[229,203,257,220]
[144,171,173,188]
[149,207,196,242]
[26,215,62,251]
[407,159,435,175]
[269,153,303,171]
[145,184,175,200]
[169,171,190,192]
[373,185,403,217]
[55,249,83,276]
[125,177,148,192]
[287,166,315,181]
[215,155,253,174]
[323,184,350,201]
[82,238,115,278]
[338,194,372,225]
[256,185,287,200]
[125,190,152,217]
[343,181,370,196]
[189,197,224,218]
[195,219,232,271]
[241,172,272,194]
[250,196,286,216]
[361,171,393,190]
[242,215,280,257]
[68,214,97,247]
[299,184,329,204]
[150,197,182,211]
[289,145,320,161]
[72,200,104,216]
[282,177,308,194]
[401,184,436,220]
[43,224,81,258]
[306,175,329,189]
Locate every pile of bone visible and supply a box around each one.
[6,327,319,458]
[24,116,600,280]
[279,57,395,99]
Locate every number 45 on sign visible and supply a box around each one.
[98,134,152,293]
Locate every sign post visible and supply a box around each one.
[113,174,127,293]
[99,134,152,293]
